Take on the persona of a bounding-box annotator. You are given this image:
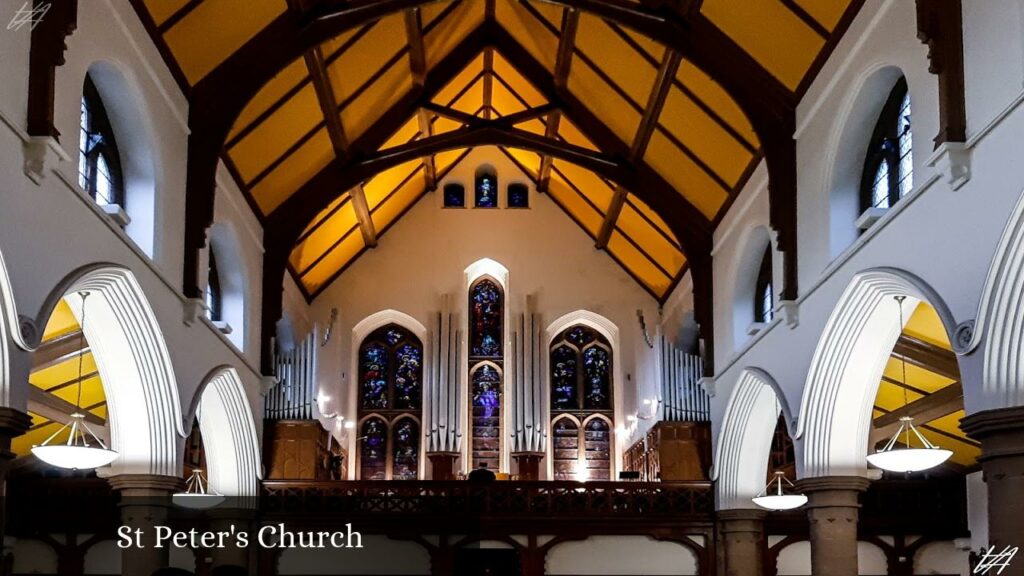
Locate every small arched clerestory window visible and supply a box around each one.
[205,250,223,323]
[861,78,913,212]
[79,75,124,211]
[753,246,774,324]
[474,165,498,208]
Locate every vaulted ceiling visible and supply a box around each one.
[131,0,862,303]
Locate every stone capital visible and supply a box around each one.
[107,473,183,496]
[961,405,1024,460]
[794,476,870,509]
[0,408,32,438]
[717,508,767,534]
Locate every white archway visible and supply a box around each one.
[48,265,183,476]
[193,366,262,497]
[713,368,790,510]
[797,267,959,478]
[544,310,624,478]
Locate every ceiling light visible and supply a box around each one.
[752,471,807,511]
[866,296,952,473]
[173,469,225,510]
[31,292,118,470]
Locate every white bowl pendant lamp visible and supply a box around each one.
[752,471,808,511]
[173,469,225,510]
[31,292,119,470]
[865,296,952,473]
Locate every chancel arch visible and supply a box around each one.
[189,366,262,497]
[797,268,963,478]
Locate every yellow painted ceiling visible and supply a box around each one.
[134,0,858,298]
[871,302,978,469]
[14,299,108,459]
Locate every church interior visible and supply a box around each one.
[0,0,1022,574]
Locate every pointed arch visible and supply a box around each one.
[192,366,262,497]
[797,268,960,478]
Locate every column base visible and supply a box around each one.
[428,452,460,480]
[512,452,544,480]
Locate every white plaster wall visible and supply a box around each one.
[770,539,893,576]
[545,535,699,575]
[915,540,971,576]
[306,146,661,475]
[0,0,266,462]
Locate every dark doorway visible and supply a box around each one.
[454,548,521,576]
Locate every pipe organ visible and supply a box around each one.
[266,329,318,421]
[659,335,709,422]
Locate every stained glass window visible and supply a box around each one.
[508,183,529,208]
[470,279,503,358]
[862,78,912,215]
[584,418,612,481]
[471,364,502,470]
[552,417,579,480]
[583,347,610,410]
[79,76,124,210]
[391,417,419,480]
[356,324,423,479]
[551,345,578,410]
[475,168,498,208]
[444,183,465,208]
[359,417,388,481]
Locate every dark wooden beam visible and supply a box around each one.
[892,335,960,382]
[537,7,578,193]
[405,7,436,191]
[872,382,963,442]
[483,49,494,120]
[28,386,106,427]
[350,185,378,247]
[26,0,78,139]
[596,49,681,249]
[304,46,348,156]
[32,331,87,373]
[916,0,967,146]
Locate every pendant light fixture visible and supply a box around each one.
[173,469,225,510]
[752,471,808,511]
[31,292,119,470]
[865,295,952,473]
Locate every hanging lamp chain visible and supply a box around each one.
[75,291,90,411]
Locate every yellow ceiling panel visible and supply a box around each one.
[904,302,952,350]
[618,26,665,63]
[701,0,826,89]
[515,118,548,137]
[576,14,660,109]
[30,354,98,389]
[676,61,759,149]
[162,0,288,85]
[421,1,456,29]
[558,118,598,152]
[382,117,421,150]
[432,54,486,106]
[328,15,407,106]
[644,131,729,219]
[794,0,847,30]
[299,233,366,294]
[917,425,979,467]
[606,231,673,297]
[491,78,528,117]
[492,53,546,109]
[229,58,309,141]
[495,0,558,72]
[144,0,191,27]
[659,87,755,185]
[432,115,466,137]
[13,419,62,457]
[873,380,925,414]
[424,0,485,69]
[552,161,615,213]
[364,161,423,211]
[341,59,414,142]
[302,194,351,238]
[436,148,469,176]
[568,59,640,145]
[292,199,358,273]
[371,174,426,232]
[628,194,677,244]
[228,84,323,182]
[42,299,79,341]
[547,172,604,237]
[882,357,956,394]
[616,203,686,275]
[248,128,334,214]
[504,148,542,178]
[525,0,564,31]
[451,77,486,115]
[49,374,105,409]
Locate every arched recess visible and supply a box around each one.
[84,62,158,257]
[797,268,960,478]
[190,366,262,497]
[731,225,775,349]
[544,310,624,478]
[825,64,908,259]
[713,368,791,510]
[38,264,183,476]
[207,222,247,349]
[960,188,1024,410]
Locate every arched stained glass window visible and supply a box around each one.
[471,363,502,471]
[468,276,505,471]
[862,78,913,212]
[391,417,419,480]
[475,166,498,208]
[549,324,614,480]
[356,324,423,479]
[754,246,774,324]
[470,279,503,357]
[79,76,124,210]
[359,417,388,481]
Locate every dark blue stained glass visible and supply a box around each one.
[444,183,465,207]
[470,280,502,357]
[551,345,578,410]
[583,346,610,410]
[360,343,389,409]
[359,418,388,480]
[475,172,498,208]
[385,328,404,346]
[567,326,595,347]
[394,343,422,410]
[472,365,502,419]
[392,418,419,480]
[508,183,529,208]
